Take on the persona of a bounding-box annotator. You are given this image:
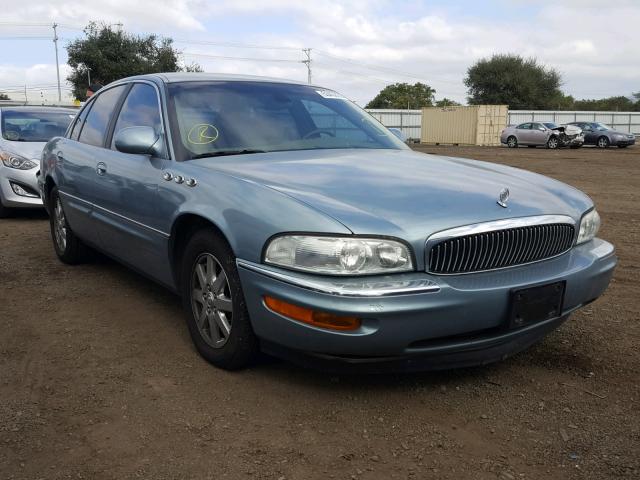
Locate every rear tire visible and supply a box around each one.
[180,228,258,370]
[597,136,610,148]
[49,187,88,264]
[507,136,518,148]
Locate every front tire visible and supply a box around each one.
[49,187,88,264]
[597,136,610,148]
[507,136,518,148]
[180,229,258,370]
[618,145,628,148]
[546,136,559,149]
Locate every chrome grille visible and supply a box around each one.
[427,223,575,274]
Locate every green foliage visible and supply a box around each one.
[464,54,567,109]
[572,96,639,111]
[66,22,202,100]
[0,92,8,100]
[365,82,435,109]
[184,62,204,73]
[434,98,461,107]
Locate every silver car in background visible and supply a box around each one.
[0,107,76,217]
[501,122,584,149]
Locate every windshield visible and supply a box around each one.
[167,81,407,160]
[543,122,557,129]
[1,109,75,142]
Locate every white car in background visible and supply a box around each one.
[0,106,76,217]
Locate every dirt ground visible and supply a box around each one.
[1,145,639,480]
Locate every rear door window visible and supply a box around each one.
[78,85,127,147]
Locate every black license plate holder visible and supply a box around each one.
[509,281,565,329]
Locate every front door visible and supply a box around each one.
[90,83,172,285]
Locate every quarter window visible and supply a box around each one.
[78,85,127,147]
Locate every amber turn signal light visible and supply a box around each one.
[264,296,361,331]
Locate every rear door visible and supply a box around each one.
[580,123,597,144]
[91,82,172,284]
[55,85,128,245]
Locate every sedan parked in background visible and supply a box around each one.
[501,122,583,149]
[566,122,636,148]
[40,73,616,372]
[0,106,76,217]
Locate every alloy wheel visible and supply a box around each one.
[548,137,559,149]
[598,137,609,148]
[53,197,67,252]
[190,253,234,348]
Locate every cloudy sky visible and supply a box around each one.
[0,0,638,105]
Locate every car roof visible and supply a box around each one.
[0,106,77,114]
[113,72,314,87]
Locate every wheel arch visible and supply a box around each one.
[43,175,57,213]
[169,213,234,290]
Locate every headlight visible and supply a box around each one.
[264,235,414,275]
[577,209,601,244]
[1,152,37,170]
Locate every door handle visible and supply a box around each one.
[96,162,107,176]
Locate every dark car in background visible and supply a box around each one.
[567,122,635,148]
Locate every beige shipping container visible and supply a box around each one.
[421,105,508,146]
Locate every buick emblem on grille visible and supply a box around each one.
[497,188,510,208]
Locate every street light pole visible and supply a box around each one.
[52,23,61,103]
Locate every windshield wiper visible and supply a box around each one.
[191,149,266,159]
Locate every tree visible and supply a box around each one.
[0,92,8,100]
[365,82,435,109]
[573,96,638,112]
[435,98,461,107]
[464,54,568,109]
[66,22,201,100]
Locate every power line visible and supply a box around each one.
[314,50,461,86]
[174,38,300,50]
[182,52,303,63]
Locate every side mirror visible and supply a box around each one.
[114,126,162,156]
[388,128,406,142]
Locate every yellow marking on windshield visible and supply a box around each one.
[187,124,219,145]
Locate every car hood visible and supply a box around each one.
[1,140,47,160]
[192,148,592,240]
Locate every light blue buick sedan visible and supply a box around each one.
[39,73,616,372]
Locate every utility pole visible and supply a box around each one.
[302,48,312,84]
[52,23,61,103]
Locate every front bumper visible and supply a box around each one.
[237,238,616,370]
[0,164,42,209]
[611,136,636,146]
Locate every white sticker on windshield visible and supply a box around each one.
[315,89,347,100]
